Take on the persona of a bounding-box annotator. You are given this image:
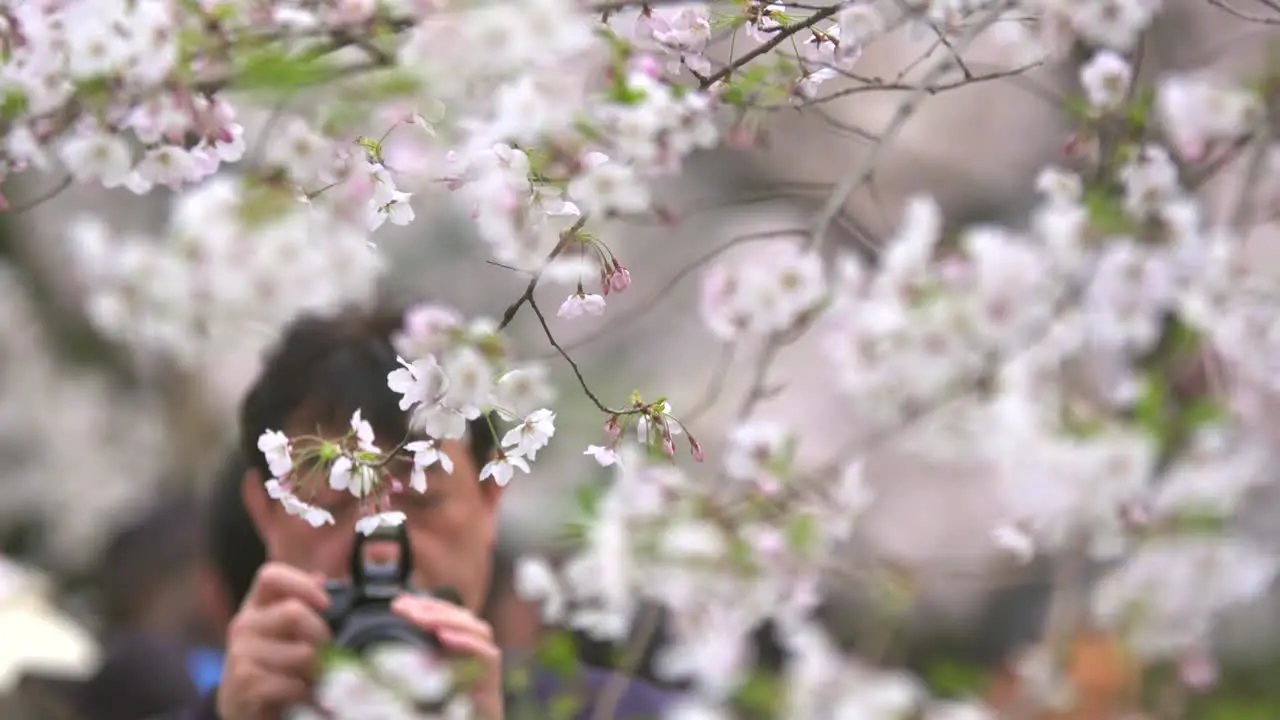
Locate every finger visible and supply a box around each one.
[247,666,313,709]
[392,596,493,640]
[243,598,332,645]
[220,660,312,711]
[246,563,329,611]
[252,640,321,681]
[437,629,502,665]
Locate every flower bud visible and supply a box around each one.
[688,435,704,462]
[632,54,663,80]
[609,264,631,293]
[1178,649,1218,692]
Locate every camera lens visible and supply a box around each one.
[331,609,439,654]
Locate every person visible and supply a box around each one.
[179,305,674,720]
[77,494,210,719]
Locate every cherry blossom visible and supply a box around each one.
[2,0,1278,716]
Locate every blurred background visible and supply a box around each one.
[1,1,1278,717]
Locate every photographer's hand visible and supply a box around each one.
[392,595,504,720]
[217,563,332,720]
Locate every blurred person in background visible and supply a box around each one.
[186,305,675,720]
[76,494,209,719]
[189,449,267,695]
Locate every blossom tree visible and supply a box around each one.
[2,0,1279,717]
[0,264,168,571]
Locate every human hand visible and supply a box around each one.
[217,563,331,720]
[392,595,504,720]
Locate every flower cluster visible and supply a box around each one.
[0,264,168,571]
[257,302,557,535]
[701,240,828,341]
[288,644,469,720]
[67,175,385,364]
[518,431,871,698]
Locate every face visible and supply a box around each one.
[242,431,502,614]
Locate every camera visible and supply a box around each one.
[321,524,462,653]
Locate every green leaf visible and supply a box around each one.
[364,69,422,98]
[1200,696,1278,720]
[1126,87,1155,130]
[0,91,28,124]
[1133,371,1167,442]
[606,78,647,106]
[236,181,297,227]
[786,513,817,556]
[534,631,580,679]
[232,47,343,92]
[504,665,532,695]
[318,645,360,668]
[556,521,588,544]
[73,76,112,98]
[923,657,988,698]
[1083,185,1135,236]
[732,671,785,716]
[548,692,585,720]
[1182,397,1225,431]
[357,136,384,164]
[574,483,604,516]
[719,63,775,107]
[1165,509,1229,535]
[321,102,371,136]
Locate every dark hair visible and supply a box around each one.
[238,304,496,480]
[204,450,263,610]
[97,494,201,632]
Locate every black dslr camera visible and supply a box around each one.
[321,524,462,653]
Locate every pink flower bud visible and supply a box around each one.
[727,125,757,149]
[1063,133,1085,158]
[662,437,676,457]
[633,54,663,79]
[688,436,704,462]
[604,416,621,439]
[1178,650,1218,692]
[609,264,632,293]
[1179,140,1207,165]
[335,0,376,23]
[1119,501,1151,530]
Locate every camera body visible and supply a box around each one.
[320,524,460,653]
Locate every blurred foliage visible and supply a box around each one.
[1192,654,1280,719]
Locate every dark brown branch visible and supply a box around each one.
[527,295,622,415]
[699,4,846,89]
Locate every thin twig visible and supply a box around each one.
[547,227,810,357]
[527,295,622,415]
[700,4,848,89]
[4,175,72,214]
[808,1,1009,248]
